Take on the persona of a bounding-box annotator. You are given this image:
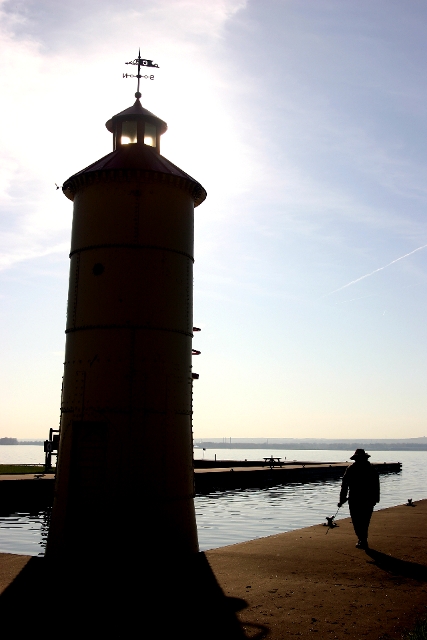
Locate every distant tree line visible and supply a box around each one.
[197,441,427,451]
[0,438,44,445]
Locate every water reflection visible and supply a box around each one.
[196,479,345,551]
[0,508,50,556]
[1,448,426,556]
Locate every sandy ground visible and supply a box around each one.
[207,500,427,639]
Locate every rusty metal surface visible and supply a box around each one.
[48,178,200,557]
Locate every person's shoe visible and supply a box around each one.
[356,540,368,549]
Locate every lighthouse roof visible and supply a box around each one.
[105,99,168,135]
[62,143,207,206]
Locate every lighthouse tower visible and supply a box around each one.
[46,58,206,558]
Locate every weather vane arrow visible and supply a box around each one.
[124,49,159,98]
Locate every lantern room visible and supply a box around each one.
[105,98,168,153]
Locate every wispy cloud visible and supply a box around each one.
[324,244,427,297]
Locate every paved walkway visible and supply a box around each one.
[0,473,55,481]
[206,499,427,639]
[0,500,426,638]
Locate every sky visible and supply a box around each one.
[0,0,426,440]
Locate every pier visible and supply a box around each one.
[0,461,401,508]
[194,460,401,493]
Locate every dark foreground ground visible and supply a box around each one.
[0,500,426,638]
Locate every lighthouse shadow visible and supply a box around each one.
[0,552,264,639]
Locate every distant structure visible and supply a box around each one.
[46,53,206,558]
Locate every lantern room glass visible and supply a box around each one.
[144,123,157,147]
[121,121,137,145]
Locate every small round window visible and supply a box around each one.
[93,263,105,276]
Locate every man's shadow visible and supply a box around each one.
[0,552,268,639]
[365,548,427,582]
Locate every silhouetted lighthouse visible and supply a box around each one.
[47,54,206,558]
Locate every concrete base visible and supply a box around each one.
[0,500,426,638]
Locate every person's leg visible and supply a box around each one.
[359,504,374,547]
[349,502,373,547]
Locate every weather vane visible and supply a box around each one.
[123,49,159,98]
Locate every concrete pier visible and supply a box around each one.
[0,499,426,638]
[0,461,401,507]
[195,461,401,492]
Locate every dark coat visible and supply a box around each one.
[339,460,380,505]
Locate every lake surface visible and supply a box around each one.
[0,444,45,465]
[0,446,425,556]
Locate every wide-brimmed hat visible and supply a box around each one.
[350,448,370,460]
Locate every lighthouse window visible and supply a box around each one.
[93,263,105,276]
[121,121,137,145]
[144,122,157,147]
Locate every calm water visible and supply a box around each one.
[0,444,45,465]
[0,446,425,556]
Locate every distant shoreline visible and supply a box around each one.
[1,438,426,452]
[197,441,427,451]
[0,439,43,445]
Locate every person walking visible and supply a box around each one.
[338,449,380,549]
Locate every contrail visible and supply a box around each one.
[324,244,427,298]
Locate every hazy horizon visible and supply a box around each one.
[2,435,426,443]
